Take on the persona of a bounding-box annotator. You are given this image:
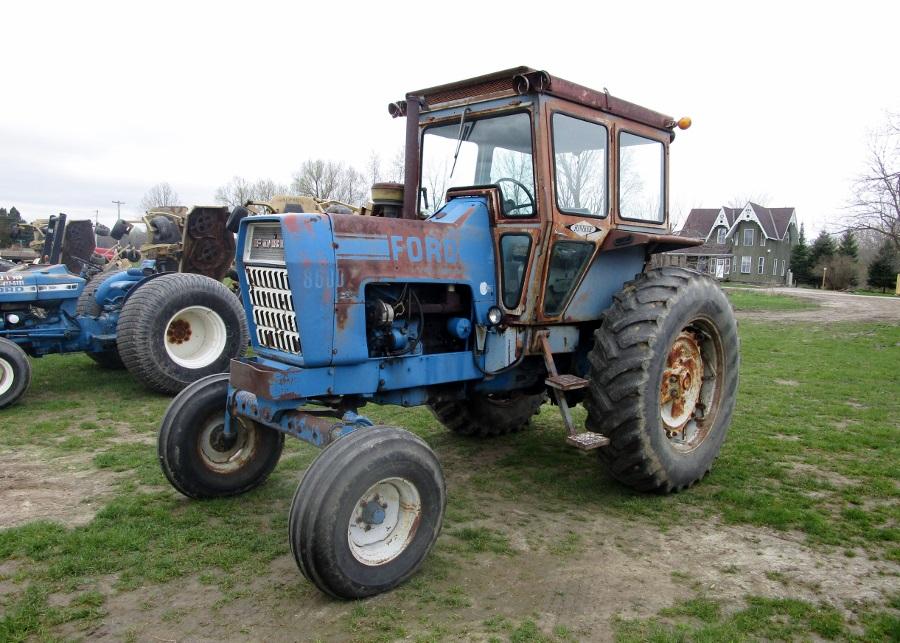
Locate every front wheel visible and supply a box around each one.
[118,273,249,395]
[289,426,446,599]
[585,267,739,493]
[158,373,284,498]
[0,338,31,409]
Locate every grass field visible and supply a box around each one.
[1,294,898,641]
[725,289,818,311]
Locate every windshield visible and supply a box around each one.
[420,111,535,217]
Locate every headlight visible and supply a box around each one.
[486,306,503,326]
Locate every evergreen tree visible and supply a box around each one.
[808,230,836,267]
[838,230,859,258]
[790,223,811,284]
[867,240,898,293]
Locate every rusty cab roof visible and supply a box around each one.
[407,67,678,134]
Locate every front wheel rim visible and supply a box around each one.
[197,417,258,473]
[348,477,422,566]
[658,319,725,453]
[164,305,228,369]
[0,357,14,396]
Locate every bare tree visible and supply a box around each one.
[555,149,605,213]
[214,176,288,207]
[846,112,900,253]
[140,182,180,211]
[291,160,367,205]
[726,193,772,209]
[366,150,382,187]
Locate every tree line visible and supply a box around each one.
[791,226,897,292]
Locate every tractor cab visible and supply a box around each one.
[393,67,698,326]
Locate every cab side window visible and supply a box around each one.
[552,114,609,217]
[619,132,665,223]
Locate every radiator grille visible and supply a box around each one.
[247,224,286,263]
[245,265,300,354]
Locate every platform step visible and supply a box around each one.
[545,374,590,391]
[565,432,611,450]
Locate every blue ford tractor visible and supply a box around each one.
[0,210,248,408]
[158,67,739,599]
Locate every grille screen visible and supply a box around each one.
[245,265,300,354]
[247,224,285,263]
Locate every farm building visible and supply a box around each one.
[656,203,799,284]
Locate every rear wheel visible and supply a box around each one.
[289,426,446,598]
[118,273,248,394]
[585,267,739,493]
[429,391,545,437]
[158,373,284,498]
[0,338,31,409]
[76,269,126,369]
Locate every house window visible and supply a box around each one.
[760,236,766,246]
[757,256,765,274]
[773,258,778,275]
[741,256,751,273]
[717,227,726,244]
[725,258,731,274]
[743,228,754,246]
[782,261,786,276]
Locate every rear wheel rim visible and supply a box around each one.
[164,305,227,369]
[658,318,725,453]
[348,477,422,566]
[0,357,14,396]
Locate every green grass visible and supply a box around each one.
[726,289,818,311]
[615,593,900,642]
[1,321,898,640]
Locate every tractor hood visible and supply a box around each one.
[236,196,497,368]
[0,264,84,304]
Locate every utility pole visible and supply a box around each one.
[94,209,99,226]
[112,200,125,221]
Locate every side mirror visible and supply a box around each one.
[226,206,249,234]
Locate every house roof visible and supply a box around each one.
[678,203,796,241]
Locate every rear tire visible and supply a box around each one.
[0,338,31,409]
[76,269,126,369]
[158,373,284,498]
[289,426,446,598]
[429,391,545,437]
[118,273,248,395]
[585,267,739,493]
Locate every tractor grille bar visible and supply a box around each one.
[245,265,301,354]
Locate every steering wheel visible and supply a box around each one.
[495,178,536,215]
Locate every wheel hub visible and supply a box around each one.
[198,417,257,472]
[660,330,704,435]
[167,319,192,345]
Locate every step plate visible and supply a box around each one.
[566,432,611,450]
[545,374,590,391]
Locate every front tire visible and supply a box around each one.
[430,391,545,437]
[118,273,249,394]
[289,426,446,599]
[0,338,31,409]
[585,267,739,493]
[158,373,284,498]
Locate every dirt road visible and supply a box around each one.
[739,287,900,323]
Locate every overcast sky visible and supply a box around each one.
[2,1,897,234]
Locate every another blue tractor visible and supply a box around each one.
[0,212,248,408]
[158,68,739,599]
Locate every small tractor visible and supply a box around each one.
[0,209,247,408]
[158,67,738,599]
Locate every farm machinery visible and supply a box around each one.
[0,208,247,408]
[158,67,740,599]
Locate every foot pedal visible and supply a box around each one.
[545,374,589,391]
[565,432,610,450]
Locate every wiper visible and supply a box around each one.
[449,108,471,179]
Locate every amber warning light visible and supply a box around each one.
[676,117,692,130]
